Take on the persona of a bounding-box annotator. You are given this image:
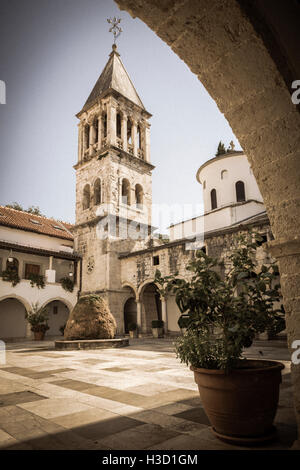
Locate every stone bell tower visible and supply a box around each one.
[73,44,154,330]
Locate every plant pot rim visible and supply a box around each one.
[190,359,285,375]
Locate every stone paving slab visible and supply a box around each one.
[0,337,297,450]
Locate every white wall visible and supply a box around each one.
[0,226,73,253]
[169,200,264,241]
[169,153,265,242]
[197,153,263,212]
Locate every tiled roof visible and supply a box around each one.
[0,206,74,241]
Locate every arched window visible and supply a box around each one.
[122,179,131,205]
[211,189,217,210]
[127,119,132,144]
[102,112,107,138]
[137,125,142,149]
[6,257,19,275]
[94,117,99,144]
[116,113,122,138]
[221,169,228,180]
[94,179,101,205]
[236,181,246,202]
[85,124,90,148]
[135,184,143,207]
[83,184,91,210]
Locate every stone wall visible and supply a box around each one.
[120,221,275,333]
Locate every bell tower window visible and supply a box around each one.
[102,112,107,138]
[127,119,132,145]
[85,125,90,148]
[137,125,141,149]
[94,179,101,205]
[94,118,99,144]
[116,113,122,138]
[135,184,143,208]
[122,179,131,205]
[83,184,91,210]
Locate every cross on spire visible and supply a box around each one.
[107,17,123,45]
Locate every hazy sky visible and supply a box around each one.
[0,0,240,225]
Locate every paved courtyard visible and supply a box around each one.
[0,337,297,450]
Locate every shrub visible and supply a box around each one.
[28,273,45,289]
[155,232,285,371]
[60,276,74,292]
[2,268,20,287]
[178,315,190,329]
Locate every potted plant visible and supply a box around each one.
[151,320,164,338]
[28,273,45,289]
[177,315,190,335]
[25,303,50,340]
[156,233,285,445]
[2,267,20,287]
[128,322,138,338]
[60,276,74,292]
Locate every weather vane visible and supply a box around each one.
[107,17,123,45]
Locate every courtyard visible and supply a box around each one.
[0,337,296,450]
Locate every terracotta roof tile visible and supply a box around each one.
[0,206,74,241]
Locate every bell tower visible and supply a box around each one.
[74,44,153,227]
[73,43,154,331]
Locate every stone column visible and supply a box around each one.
[144,123,151,162]
[107,105,116,146]
[136,300,142,336]
[267,238,300,448]
[89,125,94,156]
[121,113,127,152]
[45,255,55,283]
[97,115,102,151]
[161,297,168,334]
[78,124,83,162]
[131,120,137,157]
[83,124,88,153]
[26,320,32,339]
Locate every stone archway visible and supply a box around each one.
[140,282,162,333]
[42,300,70,337]
[124,297,137,333]
[0,297,27,339]
[115,0,300,444]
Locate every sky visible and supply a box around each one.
[0,0,241,227]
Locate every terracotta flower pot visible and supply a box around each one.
[33,331,45,341]
[191,359,284,445]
